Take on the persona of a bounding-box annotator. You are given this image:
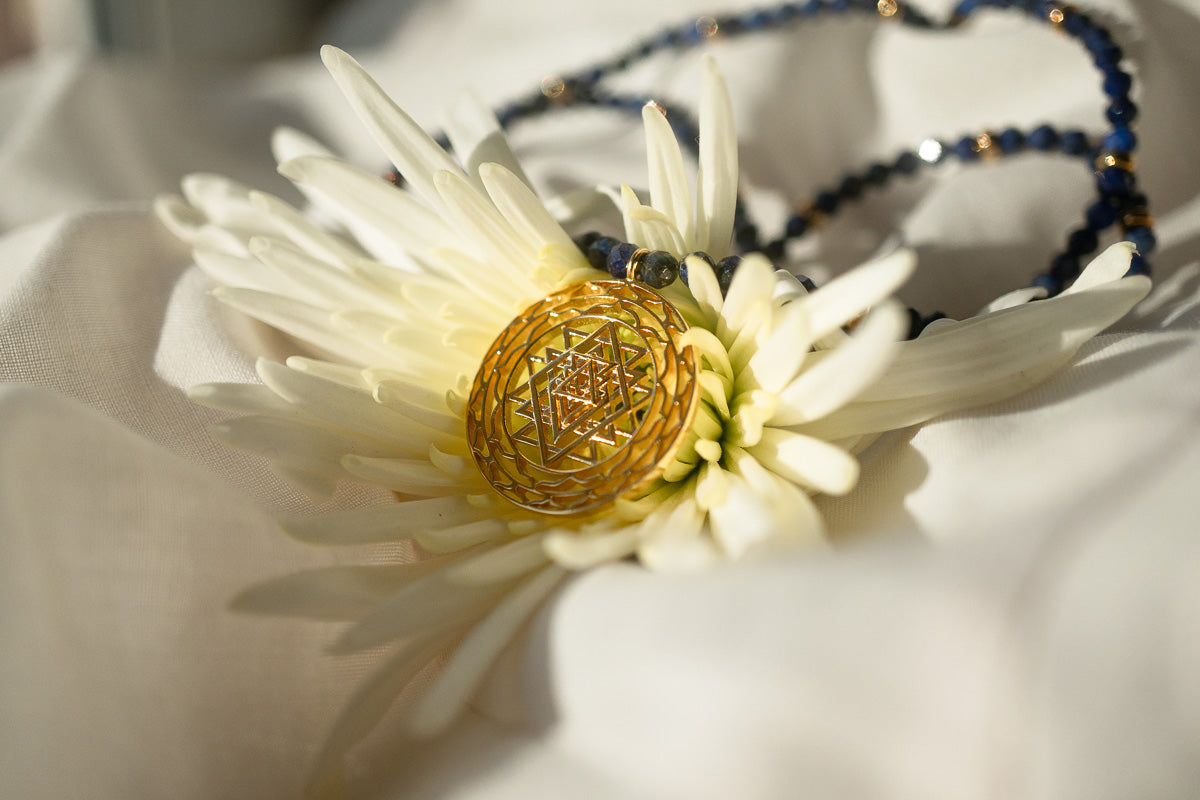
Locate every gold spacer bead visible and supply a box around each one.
[877,0,900,18]
[799,202,827,228]
[1095,152,1137,172]
[626,248,651,282]
[1121,213,1155,230]
[695,15,719,39]
[1048,7,1065,24]
[973,131,1001,160]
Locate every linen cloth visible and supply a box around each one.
[2,0,1200,798]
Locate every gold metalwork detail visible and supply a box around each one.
[467,280,700,516]
[695,15,719,39]
[1096,152,1136,172]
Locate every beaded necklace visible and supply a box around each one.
[394,0,1152,337]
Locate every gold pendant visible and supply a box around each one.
[466,280,699,516]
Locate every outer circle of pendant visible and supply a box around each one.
[466,280,700,516]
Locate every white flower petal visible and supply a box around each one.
[643,102,694,246]
[443,532,551,586]
[443,90,534,190]
[320,45,465,208]
[695,56,738,259]
[279,497,491,545]
[543,527,639,570]
[248,190,367,267]
[800,248,915,340]
[772,300,907,426]
[748,427,860,496]
[406,565,566,738]
[479,162,580,260]
[231,563,429,621]
[1063,241,1136,294]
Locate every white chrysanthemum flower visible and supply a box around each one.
[156,46,1150,794]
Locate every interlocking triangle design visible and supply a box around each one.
[508,320,653,468]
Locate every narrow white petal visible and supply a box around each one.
[1063,241,1136,294]
[479,162,579,256]
[444,91,533,190]
[718,254,776,343]
[188,382,297,417]
[271,126,334,163]
[320,45,465,208]
[543,527,639,570]
[342,454,482,495]
[248,190,367,267]
[250,236,402,314]
[278,155,455,259]
[643,102,694,246]
[977,286,1046,314]
[215,413,422,465]
[801,248,916,340]
[193,249,288,295]
[280,496,491,545]
[416,518,510,554]
[213,287,370,364]
[443,533,551,586]
[683,253,724,324]
[695,56,738,258]
[739,304,812,393]
[231,563,429,621]
[406,565,567,738]
[629,204,689,254]
[748,427,860,496]
[771,300,907,426]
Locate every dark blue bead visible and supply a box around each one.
[1103,69,1132,97]
[954,137,978,161]
[1060,130,1088,155]
[1063,11,1089,35]
[956,0,981,13]
[815,191,840,214]
[1031,273,1058,293]
[735,223,760,250]
[1103,126,1137,152]
[1085,199,1120,230]
[762,239,786,261]
[587,236,619,271]
[894,151,921,174]
[1097,166,1135,195]
[830,0,851,11]
[785,215,810,238]
[1082,26,1111,51]
[574,231,601,252]
[1125,225,1157,255]
[1106,98,1138,126]
[1027,124,1059,151]
[639,250,680,288]
[839,175,864,200]
[797,274,818,292]
[1067,228,1099,256]
[1127,252,1150,276]
[864,162,891,185]
[606,242,638,277]
[998,127,1024,153]
[1094,43,1123,69]
[716,256,741,295]
[1050,253,1080,282]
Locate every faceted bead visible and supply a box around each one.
[587,236,619,271]
[815,191,840,214]
[953,137,978,161]
[607,242,638,277]
[1086,199,1120,230]
[1103,68,1132,98]
[838,175,864,200]
[1097,166,1135,195]
[1060,130,1089,155]
[762,239,786,261]
[1107,97,1138,125]
[1103,126,1137,152]
[735,223,760,250]
[1125,225,1157,255]
[1067,228,1099,256]
[574,231,601,252]
[1127,252,1150,275]
[998,127,1025,153]
[1031,272,1058,294]
[1049,252,1080,282]
[864,162,891,186]
[639,250,680,288]
[785,214,810,238]
[1027,124,1059,151]
[716,256,741,295]
[894,151,921,174]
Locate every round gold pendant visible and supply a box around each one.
[466,280,699,516]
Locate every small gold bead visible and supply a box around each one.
[626,248,651,282]
[799,203,826,227]
[1096,152,1137,172]
[695,15,719,39]
[540,76,566,99]
[973,131,1001,160]
[877,0,900,17]
[1048,7,1065,24]
[1121,212,1155,230]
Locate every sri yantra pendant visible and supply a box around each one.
[466,280,700,516]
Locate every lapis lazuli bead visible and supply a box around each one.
[815,191,840,214]
[607,242,638,276]
[1086,199,1120,230]
[1125,225,1157,255]
[1031,273,1058,293]
[639,250,680,288]
[1060,130,1088,156]
[1103,69,1132,97]
[839,175,864,200]
[1128,252,1150,275]
[735,223,760,250]
[953,137,978,161]
[1097,166,1135,195]
[894,151,921,174]
[998,128,1024,153]
[1067,228,1099,256]
[864,163,891,186]
[1103,126,1137,152]
[785,214,810,238]
[716,256,741,295]
[1107,97,1138,125]
[1050,252,1080,282]
[1063,10,1089,35]
[586,236,618,271]
[1027,124,1058,151]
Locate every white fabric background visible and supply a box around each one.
[2,0,1199,798]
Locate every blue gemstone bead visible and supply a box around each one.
[1082,26,1111,51]
[839,175,864,200]
[1086,199,1120,229]
[864,162,891,185]
[1031,273,1057,293]
[954,137,978,161]
[815,191,840,214]
[1027,124,1059,150]
[1060,130,1088,155]
[1097,166,1134,195]
[716,256,741,295]
[1106,98,1138,125]
[1103,126,1137,152]
[762,240,786,261]
[785,215,810,238]
[956,0,981,13]
[1125,225,1157,254]
[1103,69,1132,97]
[1067,228,1099,256]
[587,236,619,271]
[998,128,1024,153]
[1094,43,1123,69]
[894,151,921,174]
[1127,252,1150,275]
[1063,11,1088,35]
[607,242,638,277]
[1050,253,1080,282]
[735,223,760,249]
